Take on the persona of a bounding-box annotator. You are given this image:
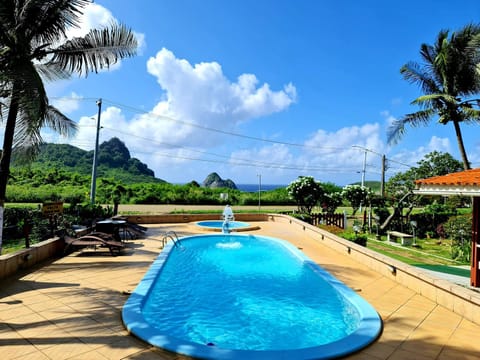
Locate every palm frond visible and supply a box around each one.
[411,93,457,109]
[35,62,72,82]
[459,107,480,123]
[400,61,439,94]
[12,109,44,162]
[387,110,435,145]
[6,59,49,130]
[47,22,138,76]
[19,0,89,44]
[419,43,436,64]
[12,102,76,163]
[43,105,77,137]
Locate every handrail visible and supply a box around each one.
[161,231,183,249]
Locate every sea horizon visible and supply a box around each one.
[236,184,286,192]
[175,183,286,192]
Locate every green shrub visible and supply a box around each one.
[443,214,471,262]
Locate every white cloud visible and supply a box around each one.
[72,106,129,151]
[51,92,81,114]
[66,3,116,38]
[134,32,147,55]
[380,110,397,128]
[67,49,297,181]
[64,3,144,73]
[142,48,296,148]
[304,123,384,160]
[427,136,451,152]
[206,123,388,184]
[387,136,452,172]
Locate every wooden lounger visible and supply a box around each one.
[64,234,125,256]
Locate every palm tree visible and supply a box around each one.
[0,0,137,252]
[388,24,480,170]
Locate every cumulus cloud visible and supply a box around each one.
[51,92,82,114]
[78,106,129,148]
[302,123,385,171]
[144,48,296,148]
[64,2,144,72]
[70,45,297,168]
[66,3,115,38]
[213,123,387,184]
[388,135,452,171]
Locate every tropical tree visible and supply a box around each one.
[341,184,370,216]
[0,0,138,252]
[381,151,464,232]
[388,24,480,170]
[286,176,324,215]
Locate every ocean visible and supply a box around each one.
[236,184,286,192]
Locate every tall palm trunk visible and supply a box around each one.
[0,86,20,253]
[452,120,471,170]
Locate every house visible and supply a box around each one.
[414,168,480,287]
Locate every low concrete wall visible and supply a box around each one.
[270,214,480,326]
[0,237,64,280]
[0,213,268,280]
[3,213,480,327]
[124,213,270,224]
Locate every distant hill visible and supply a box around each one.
[13,137,164,184]
[350,180,382,193]
[202,172,237,189]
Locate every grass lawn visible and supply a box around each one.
[366,236,470,278]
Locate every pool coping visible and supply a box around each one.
[193,220,260,232]
[122,233,383,360]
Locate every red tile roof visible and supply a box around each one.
[415,168,480,186]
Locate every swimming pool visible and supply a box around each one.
[122,234,382,359]
[195,220,259,232]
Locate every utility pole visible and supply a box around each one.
[381,154,386,197]
[361,149,367,188]
[90,99,102,205]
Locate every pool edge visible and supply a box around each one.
[122,233,383,360]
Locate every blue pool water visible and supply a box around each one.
[122,234,382,360]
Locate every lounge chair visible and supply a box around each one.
[64,233,125,256]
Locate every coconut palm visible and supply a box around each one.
[388,24,480,170]
[0,0,137,251]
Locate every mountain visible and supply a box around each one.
[14,137,164,184]
[350,180,382,193]
[202,172,237,189]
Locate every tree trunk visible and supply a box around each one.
[452,120,471,170]
[380,192,413,231]
[0,90,20,253]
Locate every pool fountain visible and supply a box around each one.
[195,205,259,232]
[222,204,234,233]
[122,233,383,359]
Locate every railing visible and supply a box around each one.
[310,213,344,229]
[161,231,183,249]
[279,212,345,229]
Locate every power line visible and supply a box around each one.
[50,96,419,176]
[100,98,346,152]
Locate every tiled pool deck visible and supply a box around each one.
[1,221,480,359]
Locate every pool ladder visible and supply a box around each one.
[162,231,183,249]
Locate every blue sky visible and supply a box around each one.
[44,0,480,186]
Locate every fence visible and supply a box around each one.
[311,213,345,229]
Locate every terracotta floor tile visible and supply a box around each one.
[2,221,480,359]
